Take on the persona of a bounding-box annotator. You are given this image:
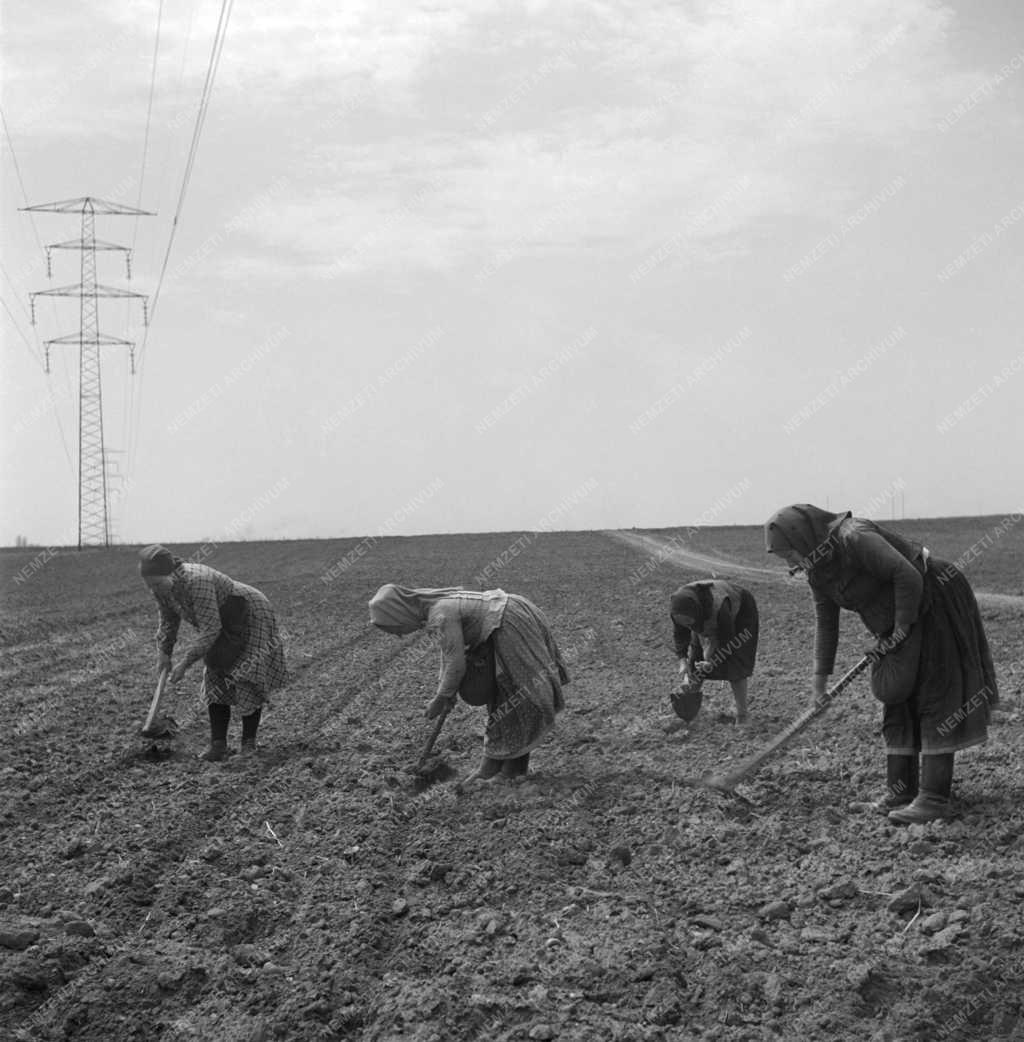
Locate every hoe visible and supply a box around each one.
[690,655,871,796]
[140,666,179,740]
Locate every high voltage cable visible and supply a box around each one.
[132,0,164,255]
[0,297,77,475]
[1,108,44,255]
[124,0,236,512]
[124,0,195,468]
[1,294,45,369]
[0,260,45,369]
[123,0,195,458]
[121,0,165,526]
[1,107,78,473]
[139,0,235,340]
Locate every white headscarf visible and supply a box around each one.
[368,584,462,634]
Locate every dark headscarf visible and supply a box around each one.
[138,544,181,577]
[764,504,846,564]
[670,585,704,625]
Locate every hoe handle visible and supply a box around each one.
[142,667,170,734]
[711,656,871,791]
[417,698,453,769]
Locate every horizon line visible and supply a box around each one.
[3,510,1021,551]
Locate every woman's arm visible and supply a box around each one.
[699,598,736,666]
[854,530,924,634]
[812,587,841,677]
[175,573,224,674]
[672,620,693,660]
[428,603,466,702]
[156,598,180,654]
[672,622,702,679]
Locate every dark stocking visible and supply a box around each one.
[241,708,261,743]
[209,703,230,742]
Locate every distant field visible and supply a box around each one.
[643,512,1024,594]
[1,518,1022,1041]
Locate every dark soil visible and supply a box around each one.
[1,519,1022,1041]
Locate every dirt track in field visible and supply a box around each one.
[604,531,785,583]
[1,521,1022,1041]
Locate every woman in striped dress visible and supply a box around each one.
[139,545,288,761]
[670,580,759,723]
[369,584,569,781]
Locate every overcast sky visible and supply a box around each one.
[2,0,1023,545]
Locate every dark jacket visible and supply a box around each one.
[809,515,927,674]
[671,580,745,661]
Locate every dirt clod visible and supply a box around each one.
[887,884,933,914]
[759,900,792,921]
[2,528,1022,1041]
[0,928,39,951]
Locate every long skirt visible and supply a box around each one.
[203,583,287,714]
[484,595,569,759]
[695,589,759,682]
[877,558,998,755]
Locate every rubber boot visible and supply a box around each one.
[501,753,530,779]
[240,708,261,755]
[876,755,919,815]
[731,679,749,724]
[888,753,953,824]
[203,705,230,762]
[471,756,503,781]
[202,740,228,762]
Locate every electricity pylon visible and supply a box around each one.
[24,196,153,548]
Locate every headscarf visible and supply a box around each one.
[670,585,704,625]
[138,544,181,577]
[764,504,845,564]
[368,584,463,635]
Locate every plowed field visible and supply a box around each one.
[2,518,1022,1041]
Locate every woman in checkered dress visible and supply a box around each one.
[369,584,569,781]
[139,545,287,761]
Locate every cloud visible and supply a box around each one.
[177,0,967,281]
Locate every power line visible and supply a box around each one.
[139,0,235,339]
[0,296,77,475]
[125,0,236,507]
[2,109,80,471]
[1,294,44,368]
[131,0,164,256]
[1,108,44,254]
[120,0,167,529]
[0,263,45,369]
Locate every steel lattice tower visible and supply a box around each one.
[25,196,153,548]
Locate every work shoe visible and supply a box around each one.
[873,792,914,816]
[501,754,530,779]
[201,739,229,763]
[469,756,503,782]
[887,793,952,825]
[240,739,258,756]
[878,754,919,815]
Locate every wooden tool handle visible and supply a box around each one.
[713,656,871,790]
[417,698,453,768]
[142,667,170,734]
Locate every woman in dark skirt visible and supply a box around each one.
[139,545,288,761]
[764,504,998,824]
[369,584,569,781]
[670,580,759,722]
